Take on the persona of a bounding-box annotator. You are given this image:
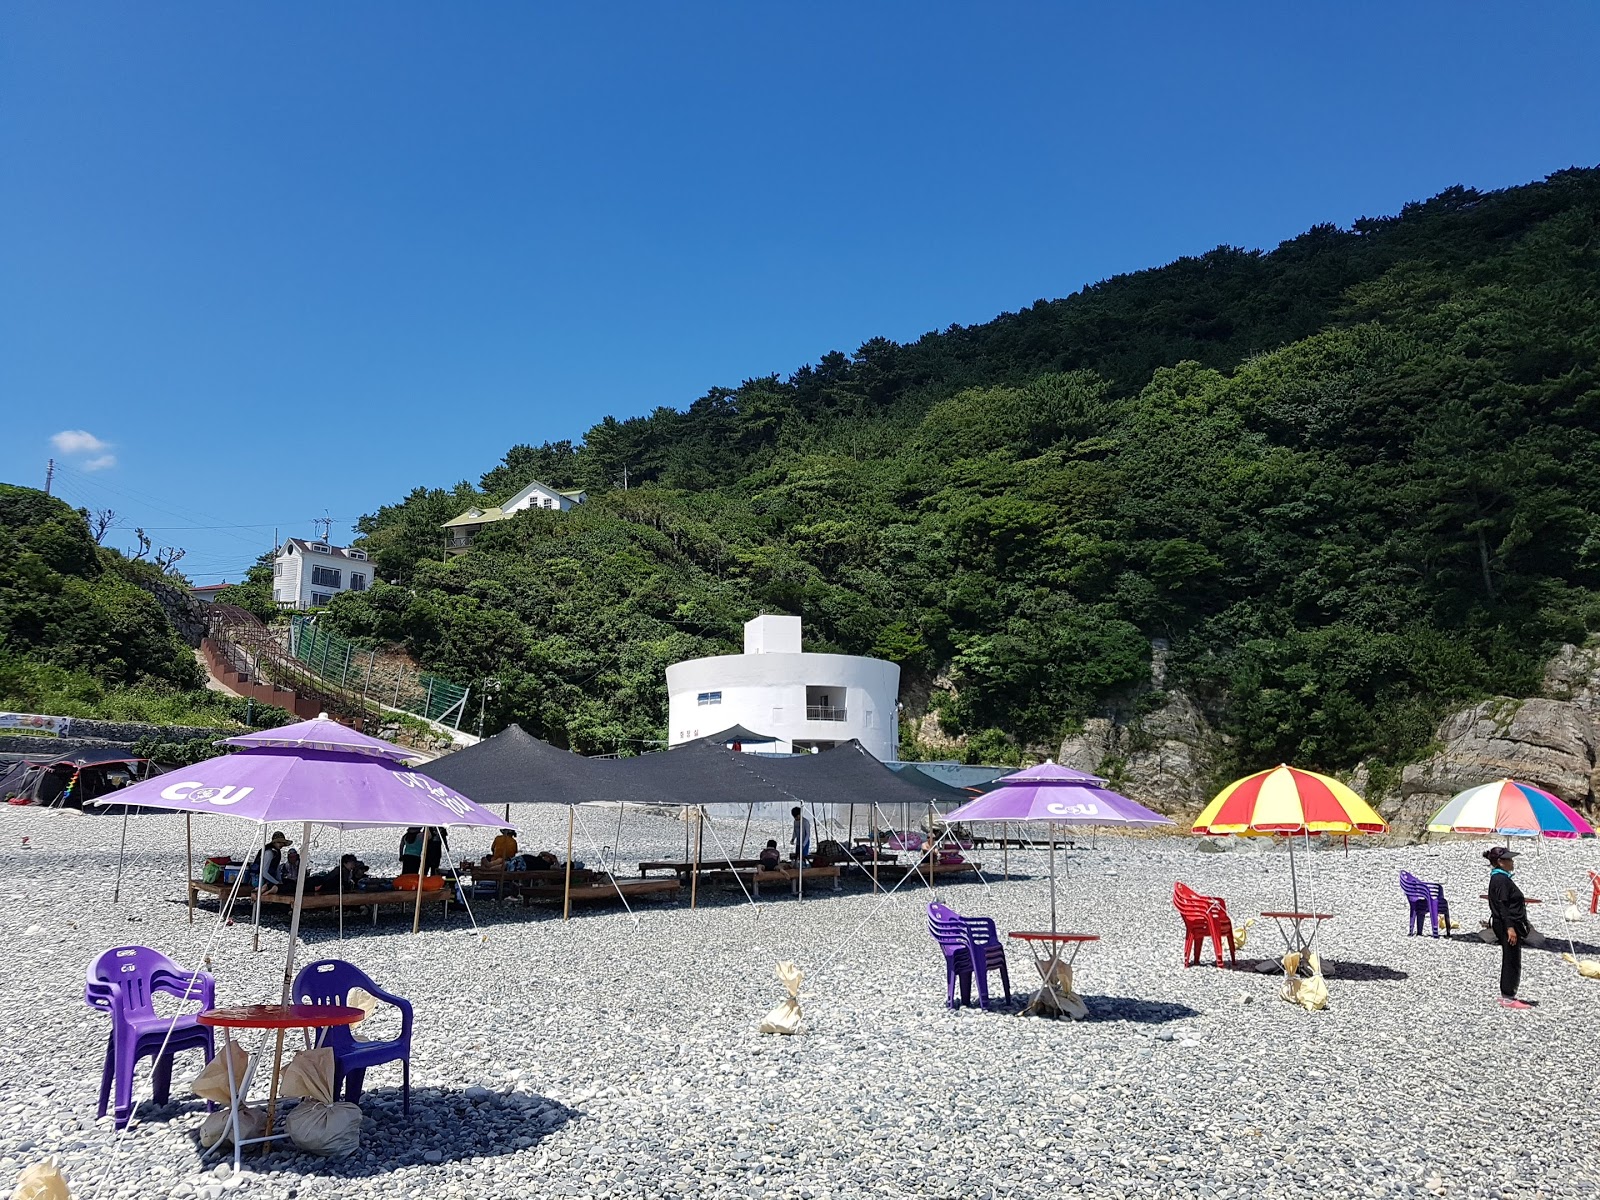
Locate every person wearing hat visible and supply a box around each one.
[249,830,292,895]
[1485,846,1532,1009]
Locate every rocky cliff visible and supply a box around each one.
[1381,639,1600,837]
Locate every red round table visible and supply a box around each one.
[1008,932,1098,1018]
[198,1004,365,1174]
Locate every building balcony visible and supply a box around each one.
[806,705,848,722]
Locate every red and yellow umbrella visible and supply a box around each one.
[1193,764,1386,836]
[1193,765,1386,923]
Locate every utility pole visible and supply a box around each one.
[44,459,54,496]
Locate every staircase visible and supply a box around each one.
[202,604,375,729]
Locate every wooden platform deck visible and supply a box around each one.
[187,878,450,924]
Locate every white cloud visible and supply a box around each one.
[51,429,111,455]
[83,454,118,471]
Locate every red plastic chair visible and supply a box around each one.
[1173,882,1235,967]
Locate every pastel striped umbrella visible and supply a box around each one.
[1193,764,1386,919]
[1192,764,1387,837]
[1427,779,1594,839]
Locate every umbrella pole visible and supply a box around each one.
[113,806,131,905]
[411,828,429,935]
[1289,834,1302,920]
[1049,834,1058,934]
[563,805,574,922]
[279,821,312,1003]
[691,806,703,910]
[337,828,345,943]
[185,814,194,924]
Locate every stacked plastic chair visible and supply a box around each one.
[926,901,1011,1010]
[84,946,216,1129]
[1173,882,1236,967]
[291,959,414,1112]
[1399,869,1451,937]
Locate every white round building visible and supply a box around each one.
[666,615,901,761]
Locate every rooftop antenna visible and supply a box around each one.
[313,512,333,543]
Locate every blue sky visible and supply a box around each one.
[2,3,1596,581]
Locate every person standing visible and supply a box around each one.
[399,827,424,875]
[1485,846,1532,1009]
[790,806,811,863]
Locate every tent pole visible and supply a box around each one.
[112,806,131,905]
[737,803,752,858]
[1002,821,1009,882]
[411,828,429,935]
[870,803,879,894]
[563,806,575,922]
[252,823,265,953]
[185,814,194,923]
[691,806,703,910]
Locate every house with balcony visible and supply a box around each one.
[665,615,901,761]
[272,538,374,609]
[442,479,587,555]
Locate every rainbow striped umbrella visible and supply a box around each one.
[1427,779,1594,839]
[1193,765,1386,918]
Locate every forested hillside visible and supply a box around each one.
[0,485,255,727]
[332,168,1600,787]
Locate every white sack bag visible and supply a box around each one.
[190,1043,250,1105]
[279,1048,361,1157]
[759,961,803,1035]
[198,1104,267,1149]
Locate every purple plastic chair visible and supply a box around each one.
[927,902,1011,1010]
[291,959,413,1112]
[1399,870,1450,937]
[84,946,215,1130]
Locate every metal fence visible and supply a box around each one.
[287,616,469,728]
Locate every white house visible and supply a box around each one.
[443,479,587,555]
[272,538,374,609]
[666,615,901,761]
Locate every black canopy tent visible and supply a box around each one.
[421,730,982,911]
[680,725,780,749]
[422,724,597,809]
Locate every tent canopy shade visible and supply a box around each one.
[421,724,597,807]
[683,725,780,747]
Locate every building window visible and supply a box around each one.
[311,566,341,588]
[697,691,722,706]
[350,573,367,592]
[273,561,283,577]
[311,592,334,606]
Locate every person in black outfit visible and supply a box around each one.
[1485,846,1532,1009]
[424,826,449,875]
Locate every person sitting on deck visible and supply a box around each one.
[247,830,292,894]
[491,828,518,861]
[759,840,782,870]
[309,853,368,894]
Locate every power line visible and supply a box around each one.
[50,464,291,549]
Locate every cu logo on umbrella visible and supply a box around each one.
[159,782,255,806]
[1046,801,1101,817]
[395,771,470,817]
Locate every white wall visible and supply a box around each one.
[272,544,375,609]
[666,649,900,761]
[505,481,583,514]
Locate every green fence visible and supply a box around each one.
[288,616,469,727]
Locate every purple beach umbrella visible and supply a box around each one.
[99,716,507,999]
[945,762,1172,930]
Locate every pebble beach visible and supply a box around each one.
[2,804,1596,1200]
